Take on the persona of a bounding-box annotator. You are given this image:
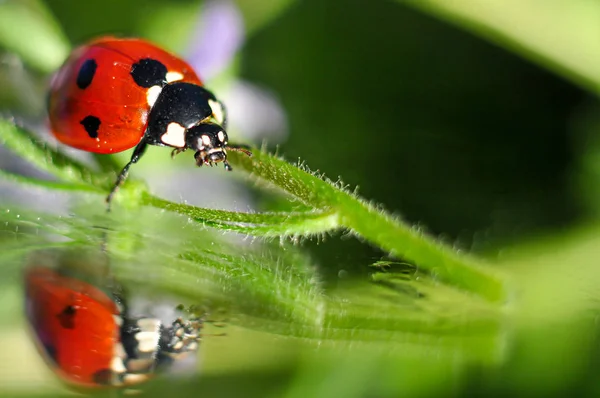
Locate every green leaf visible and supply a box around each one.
[0,118,108,190]
[142,192,340,237]
[228,150,507,302]
[0,119,505,302]
[0,201,504,396]
[403,0,600,94]
[0,168,98,193]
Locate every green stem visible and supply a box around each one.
[142,192,340,237]
[230,150,507,302]
[0,119,110,188]
[0,169,104,193]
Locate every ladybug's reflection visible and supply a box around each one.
[23,249,202,388]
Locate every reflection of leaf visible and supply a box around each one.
[0,206,325,331]
[0,204,503,357]
[404,0,600,94]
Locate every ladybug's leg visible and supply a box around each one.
[106,140,148,208]
[170,148,186,159]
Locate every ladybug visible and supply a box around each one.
[47,37,251,204]
[24,264,202,387]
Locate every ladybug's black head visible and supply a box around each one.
[187,123,229,169]
[186,123,251,171]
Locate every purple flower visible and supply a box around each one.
[186,0,244,81]
[185,0,288,143]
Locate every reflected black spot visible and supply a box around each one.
[92,368,114,385]
[57,305,76,329]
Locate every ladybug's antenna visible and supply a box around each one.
[225,144,252,157]
[222,145,251,172]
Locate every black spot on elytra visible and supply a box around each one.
[57,305,76,329]
[80,115,101,139]
[130,58,167,88]
[76,59,97,89]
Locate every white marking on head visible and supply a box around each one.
[146,85,162,107]
[166,71,184,83]
[201,134,212,147]
[208,99,225,125]
[217,131,225,142]
[161,122,186,148]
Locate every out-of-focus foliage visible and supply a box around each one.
[405,0,600,94]
[0,0,69,74]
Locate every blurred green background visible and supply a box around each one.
[1,0,600,397]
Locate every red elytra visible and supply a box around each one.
[24,266,121,387]
[48,37,202,154]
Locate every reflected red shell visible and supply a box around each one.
[24,266,121,386]
[48,37,202,154]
